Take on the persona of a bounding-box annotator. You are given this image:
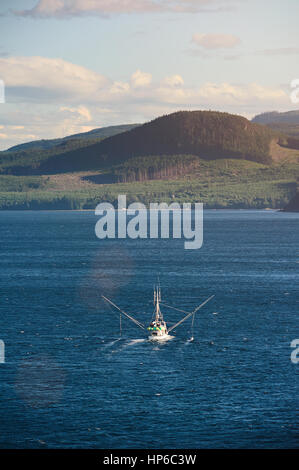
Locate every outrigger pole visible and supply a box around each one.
[166,295,215,333]
[102,295,145,331]
[102,293,214,337]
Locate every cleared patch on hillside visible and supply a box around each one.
[42,172,105,191]
[269,139,299,163]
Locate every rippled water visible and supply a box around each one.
[0,210,298,448]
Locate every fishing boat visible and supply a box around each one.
[102,287,214,341]
[147,287,169,341]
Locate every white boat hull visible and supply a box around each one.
[148,333,170,341]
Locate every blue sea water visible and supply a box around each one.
[0,209,298,449]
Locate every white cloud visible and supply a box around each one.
[58,105,94,136]
[196,82,286,104]
[0,125,38,145]
[109,81,131,95]
[60,105,92,121]
[0,56,108,103]
[131,70,152,88]
[0,55,288,110]
[0,106,98,150]
[192,33,241,49]
[163,75,184,87]
[257,47,299,56]
[0,54,291,150]
[13,0,242,18]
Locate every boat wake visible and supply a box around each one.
[101,288,215,347]
[182,336,195,346]
[103,338,122,349]
[121,338,147,350]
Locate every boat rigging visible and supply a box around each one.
[102,287,214,341]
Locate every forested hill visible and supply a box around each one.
[252,110,299,138]
[1,110,298,176]
[252,110,299,125]
[93,111,278,165]
[7,124,140,152]
[0,108,298,210]
[283,191,299,212]
[31,110,283,174]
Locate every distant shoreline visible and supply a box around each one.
[0,208,284,212]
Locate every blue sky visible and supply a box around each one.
[0,0,298,149]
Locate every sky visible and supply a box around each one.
[0,0,298,149]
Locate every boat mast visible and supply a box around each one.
[154,286,162,322]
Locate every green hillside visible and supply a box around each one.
[252,110,299,125]
[41,110,278,174]
[0,124,139,175]
[1,110,299,176]
[6,124,140,152]
[263,123,299,138]
[94,110,278,165]
[252,110,299,138]
[283,191,299,212]
[0,158,297,210]
[0,110,298,210]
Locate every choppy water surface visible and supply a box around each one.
[0,210,298,448]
